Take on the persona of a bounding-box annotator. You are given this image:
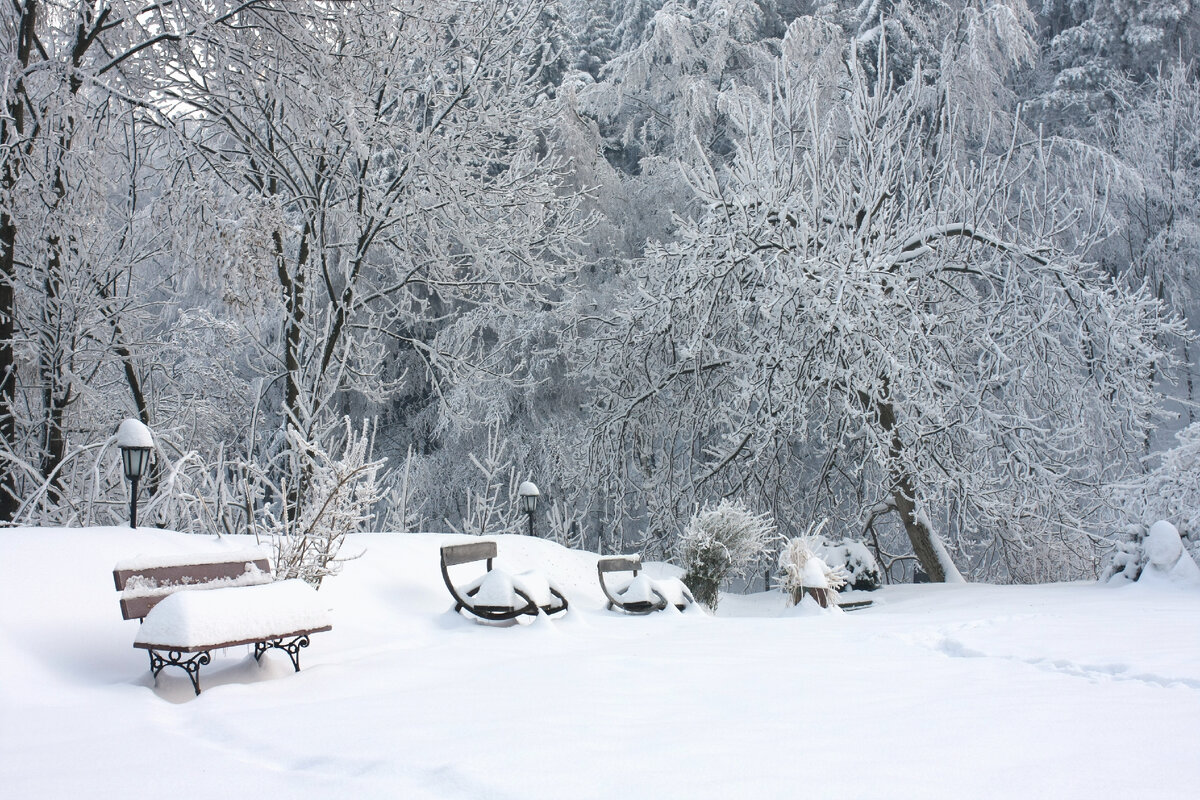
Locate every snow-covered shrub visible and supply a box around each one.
[814,536,883,592]
[377,445,424,534]
[1140,520,1200,587]
[1103,520,1200,587]
[1117,423,1200,567]
[1102,524,1147,583]
[677,500,775,609]
[445,418,518,537]
[261,418,385,588]
[778,529,847,607]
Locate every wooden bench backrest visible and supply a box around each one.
[440,541,497,567]
[597,555,641,574]
[114,557,271,620]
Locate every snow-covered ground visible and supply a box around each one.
[2,526,1198,799]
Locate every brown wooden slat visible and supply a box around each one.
[121,595,160,621]
[597,556,641,573]
[113,558,270,591]
[132,625,332,653]
[115,558,272,620]
[440,541,497,567]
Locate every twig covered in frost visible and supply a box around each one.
[261,418,386,588]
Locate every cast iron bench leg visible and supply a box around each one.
[253,635,312,672]
[148,649,211,695]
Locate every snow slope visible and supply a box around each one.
[1,526,1198,799]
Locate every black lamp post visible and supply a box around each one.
[518,481,540,537]
[118,419,153,529]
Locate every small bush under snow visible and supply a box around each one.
[778,533,847,607]
[780,521,882,594]
[1119,423,1200,568]
[815,537,882,592]
[1106,520,1200,588]
[677,500,774,610]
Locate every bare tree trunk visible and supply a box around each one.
[274,226,308,432]
[889,469,949,582]
[876,396,953,582]
[0,0,38,521]
[0,209,18,521]
[38,240,70,502]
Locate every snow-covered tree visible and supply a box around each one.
[594,20,1181,582]
[1120,421,1200,564]
[819,0,1037,116]
[0,0,273,521]
[1105,60,1200,420]
[566,0,790,261]
[445,418,519,536]
[154,1,585,509]
[1042,0,1199,124]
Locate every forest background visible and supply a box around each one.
[2,0,1198,586]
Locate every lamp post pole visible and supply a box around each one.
[130,474,140,529]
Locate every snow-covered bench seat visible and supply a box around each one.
[597,555,696,614]
[440,541,568,624]
[113,553,331,694]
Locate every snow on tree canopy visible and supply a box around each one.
[116,418,153,448]
[134,579,330,648]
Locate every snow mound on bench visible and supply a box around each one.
[472,569,518,608]
[617,574,659,604]
[649,576,692,607]
[134,579,331,648]
[511,570,555,607]
[114,549,268,572]
[121,565,272,599]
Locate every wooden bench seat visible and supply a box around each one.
[114,553,331,694]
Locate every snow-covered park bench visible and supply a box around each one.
[113,553,331,695]
[596,555,696,614]
[439,541,568,623]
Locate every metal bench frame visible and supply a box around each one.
[597,555,695,614]
[440,541,568,623]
